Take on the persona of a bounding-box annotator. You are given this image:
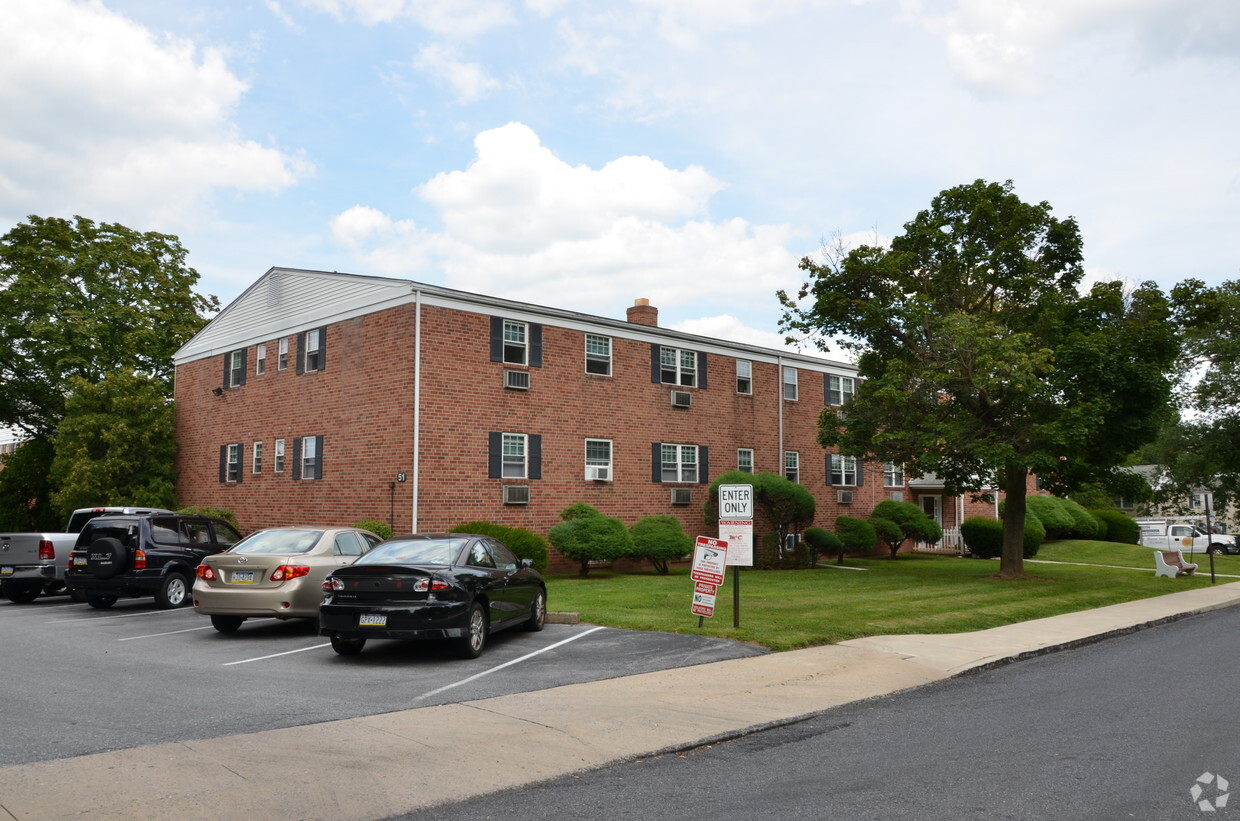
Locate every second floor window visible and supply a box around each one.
[783,367,798,401]
[828,454,859,486]
[304,329,323,372]
[502,433,527,478]
[255,344,266,375]
[737,448,754,474]
[661,443,698,483]
[883,462,905,487]
[585,334,611,376]
[274,438,285,473]
[252,442,263,474]
[278,338,289,370]
[225,443,240,482]
[226,349,245,388]
[785,451,799,483]
[827,375,855,406]
[736,360,752,394]
[660,347,697,387]
[503,320,527,365]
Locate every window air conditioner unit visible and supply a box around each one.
[889,491,904,502]
[670,390,692,408]
[502,485,530,505]
[670,487,692,505]
[586,466,611,482]
[837,490,853,504]
[504,370,530,390]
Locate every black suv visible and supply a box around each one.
[65,514,243,609]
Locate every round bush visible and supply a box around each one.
[629,515,692,574]
[1090,509,1140,544]
[352,519,392,540]
[961,516,1003,559]
[1025,496,1074,539]
[835,516,876,554]
[1023,514,1045,558]
[803,527,843,561]
[548,514,633,576]
[1059,498,1101,539]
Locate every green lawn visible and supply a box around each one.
[544,544,1228,652]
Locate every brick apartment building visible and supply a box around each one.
[173,267,1001,571]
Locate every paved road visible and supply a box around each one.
[0,595,764,767]
[392,607,1240,821]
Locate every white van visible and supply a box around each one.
[1135,517,1237,555]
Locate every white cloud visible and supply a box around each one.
[300,0,516,37]
[414,43,502,102]
[0,0,309,227]
[329,122,799,325]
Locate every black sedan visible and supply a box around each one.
[319,533,546,658]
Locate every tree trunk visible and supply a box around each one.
[998,464,1027,579]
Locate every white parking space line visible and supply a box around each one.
[415,626,608,702]
[120,618,276,641]
[46,609,171,625]
[224,643,332,666]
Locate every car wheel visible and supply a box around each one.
[86,594,118,610]
[523,589,546,632]
[154,573,191,609]
[455,602,488,659]
[68,588,87,603]
[1209,544,1226,555]
[1,579,41,603]
[211,615,245,633]
[330,634,366,656]
[86,537,127,580]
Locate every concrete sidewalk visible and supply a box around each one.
[5,581,1240,821]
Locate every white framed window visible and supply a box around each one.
[736,360,752,394]
[274,438,285,473]
[829,454,858,486]
[252,442,263,474]
[737,448,754,474]
[304,329,323,372]
[585,438,613,480]
[660,347,697,387]
[883,462,905,487]
[278,337,289,371]
[783,367,798,401]
[585,334,612,376]
[661,444,698,483]
[228,350,244,388]
[827,375,855,406]
[785,451,800,483]
[1190,493,1207,510]
[301,436,318,477]
[503,320,527,365]
[256,344,267,375]
[226,444,240,482]
[502,433,527,478]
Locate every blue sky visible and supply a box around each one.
[3,0,1239,354]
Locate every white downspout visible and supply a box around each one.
[411,291,422,532]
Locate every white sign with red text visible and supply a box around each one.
[690,536,728,586]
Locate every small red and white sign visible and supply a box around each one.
[691,591,717,618]
[690,536,728,586]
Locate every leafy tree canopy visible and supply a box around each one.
[0,215,218,437]
[780,180,1179,577]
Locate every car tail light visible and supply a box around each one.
[38,540,54,561]
[270,565,310,581]
[323,577,345,592]
[412,578,451,592]
[134,549,147,570]
[196,565,216,580]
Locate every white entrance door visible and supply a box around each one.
[921,494,942,526]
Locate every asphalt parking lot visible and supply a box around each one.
[1,593,766,768]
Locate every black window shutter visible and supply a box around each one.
[698,446,709,484]
[650,345,661,383]
[219,445,227,483]
[528,434,542,479]
[222,353,230,389]
[652,442,663,482]
[292,437,302,480]
[488,432,502,478]
[317,327,327,372]
[857,461,865,487]
[315,435,324,480]
[234,444,243,484]
[529,324,543,368]
[295,333,306,375]
[238,349,247,387]
[697,352,708,390]
[490,317,503,363]
[825,454,834,486]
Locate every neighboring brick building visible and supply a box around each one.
[173,267,1001,571]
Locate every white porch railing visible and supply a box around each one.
[915,526,966,556]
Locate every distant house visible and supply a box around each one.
[171,267,1012,570]
[1120,465,1233,529]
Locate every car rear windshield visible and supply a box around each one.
[230,529,323,555]
[355,538,463,567]
[77,523,138,547]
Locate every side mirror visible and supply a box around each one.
[518,558,534,569]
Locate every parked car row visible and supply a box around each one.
[10,511,547,659]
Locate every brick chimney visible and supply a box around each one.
[626,298,658,327]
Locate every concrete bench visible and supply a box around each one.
[1155,550,1198,578]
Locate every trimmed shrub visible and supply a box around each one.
[870,499,943,558]
[869,517,903,556]
[352,519,392,540]
[178,506,240,532]
[629,515,692,574]
[1091,509,1140,544]
[804,527,844,564]
[1060,498,1102,539]
[1025,496,1074,539]
[548,514,633,576]
[835,516,877,555]
[1023,514,1045,558]
[451,521,549,572]
[960,516,1003,559]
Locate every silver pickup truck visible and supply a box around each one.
[0,507,172,602]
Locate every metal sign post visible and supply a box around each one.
[718,484,754,628]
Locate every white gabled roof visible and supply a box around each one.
[174,268,414,364]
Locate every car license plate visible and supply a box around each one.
[73,556,87,567]
[359,613,387,627]
[0,566,12,576]
[230,571,255,584]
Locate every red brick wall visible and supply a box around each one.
[175,301,1005,572]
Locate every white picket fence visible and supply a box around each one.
[915,526,966,556]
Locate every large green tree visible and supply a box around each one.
[0,215,218,437]
[780,180,1179,578]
